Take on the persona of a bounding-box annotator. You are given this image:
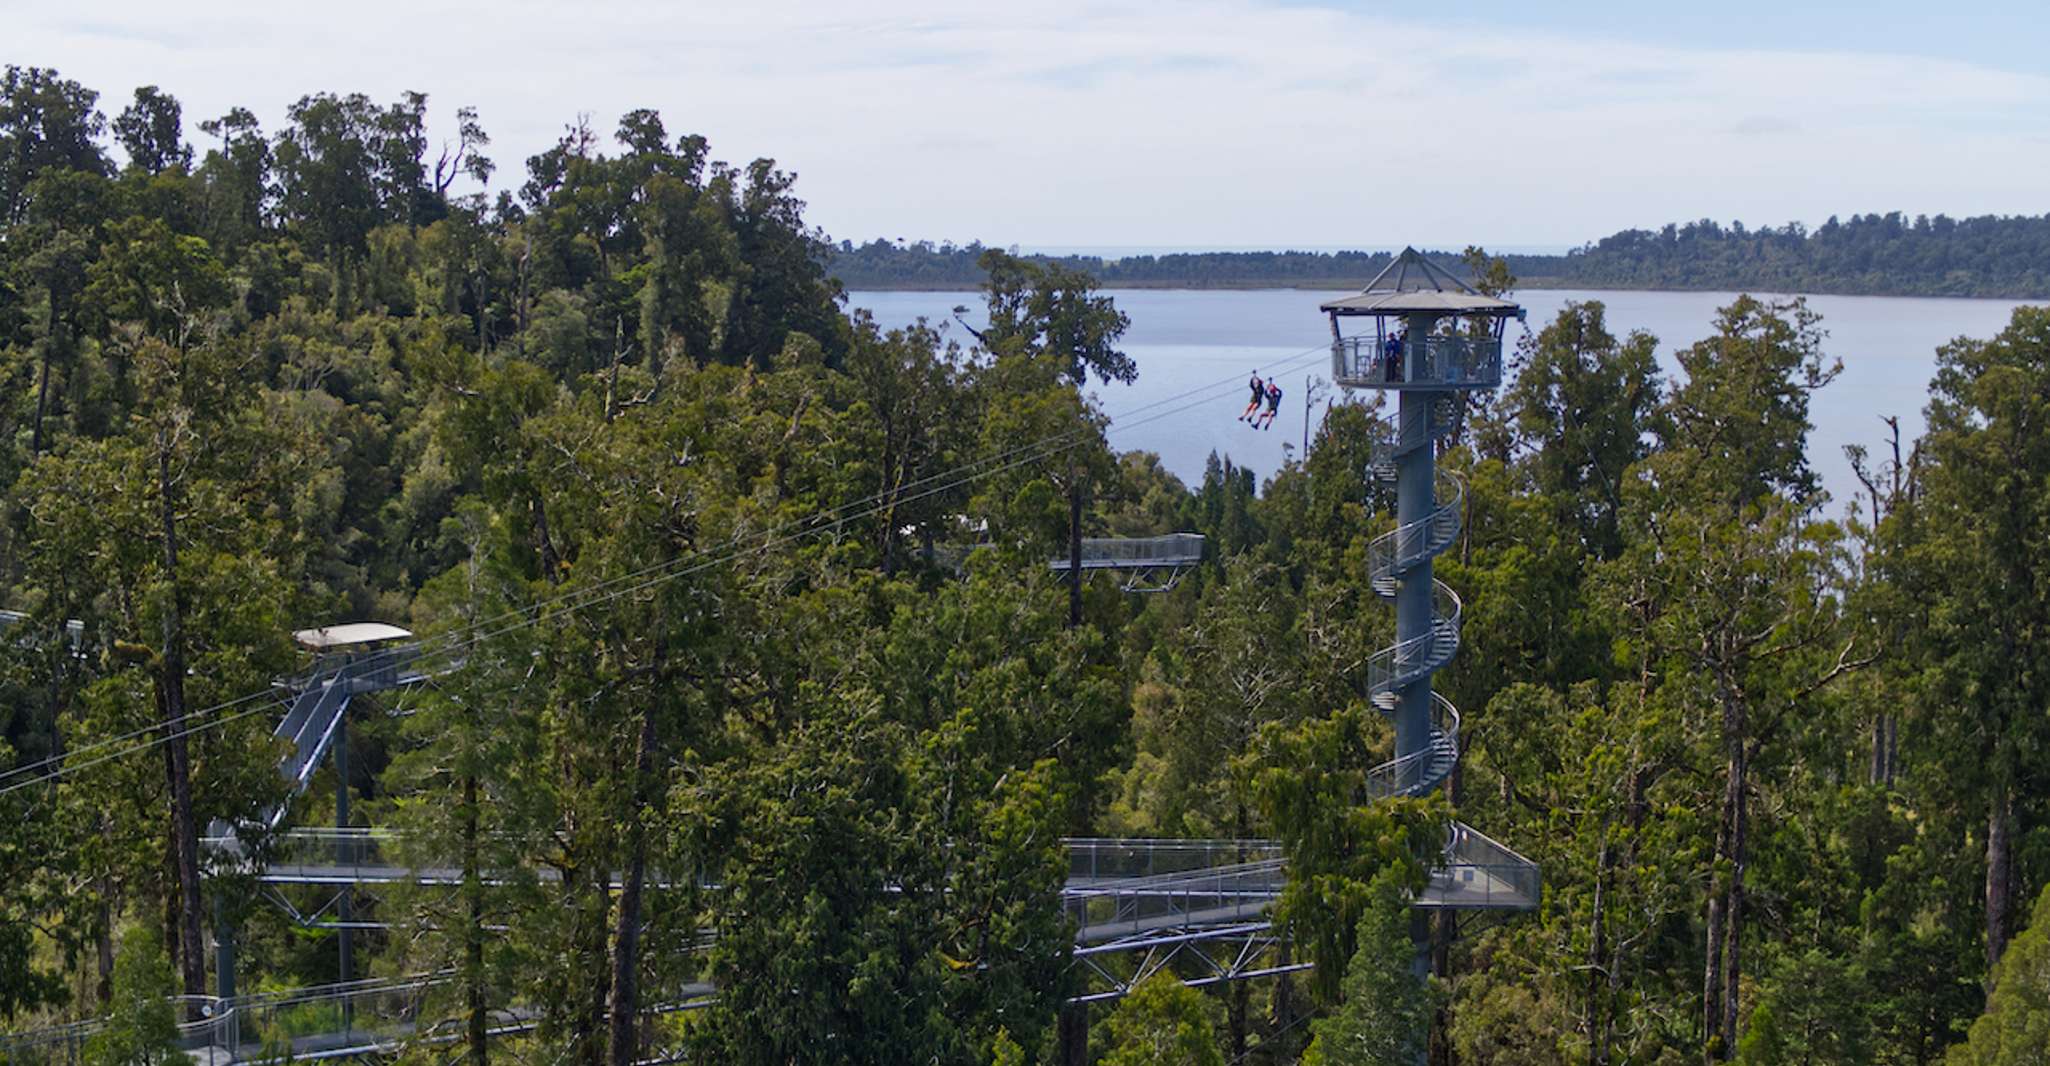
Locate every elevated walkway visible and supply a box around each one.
[214,826,1536,921]
[0,829,1533,1063]
[1048,533,1206,592]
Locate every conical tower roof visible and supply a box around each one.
[1320,247,1520,316]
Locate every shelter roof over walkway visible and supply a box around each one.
[293,622,413,650]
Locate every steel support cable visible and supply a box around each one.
[0,688,286,789]
[360,339,1338,675]
[384,340,1337,678]
[0,341,1338,799]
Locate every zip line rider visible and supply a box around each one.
[1255,379,1283,430]
[1239,371,1265,422]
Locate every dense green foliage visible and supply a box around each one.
[830,213,2050,298]
[81,927,177,1066]
[2,64,2048,1066]
[1301,871,1432,1066]
[1099,974,1227,1066]
[1945,886,2050,1066]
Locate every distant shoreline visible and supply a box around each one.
[841,278,2043,302]
[830,214,2050,301]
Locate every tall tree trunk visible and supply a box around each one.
[158,440,207,1011]
[1270,942,1298,1050]
[463,768,488,1066]
[531,494,562,580]
[605,320,623,419]
[473,271,489,354]
[1227,975,1248,1061]
[31,278,73,458]
[1986,782,2014,978]
[1587,823,1613,1066]
[1703,683,1751,1061]
[1884,715,1898,788]
[30,341,54,457]
[515,233,532,363]
[95,891,115,1005]
[607,711,659,1066]
[1057,1001,1088,1066]
[566,865,612,1066]
[1611,764,1652,1062]
[1869,713,1898,787]
[1703,887,1724,1054]
[1720,748,1749,1051]
[161,831,180,976]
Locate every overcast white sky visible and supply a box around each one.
[11,0,2050,249]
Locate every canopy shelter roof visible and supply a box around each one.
[293,622,414,651]
[1321,247,1520,317]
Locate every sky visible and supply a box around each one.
[10,0,2050,250]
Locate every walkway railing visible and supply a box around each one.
[1047,533,1206,570]
[1426,824,1543,910]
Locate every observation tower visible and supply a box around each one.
[1322,248,1534,908]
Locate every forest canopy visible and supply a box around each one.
[3,64,2050,1066]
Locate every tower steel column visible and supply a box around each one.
[1393,312,1439,769]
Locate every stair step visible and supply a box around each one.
[1371,693,1396,712]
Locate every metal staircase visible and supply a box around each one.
[1357,388,1469,800]
[1321,248,1540,970]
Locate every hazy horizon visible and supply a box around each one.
[13,1,2048,249]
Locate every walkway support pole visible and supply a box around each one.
[336,717,353,1033]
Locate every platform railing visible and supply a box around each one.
[1331,335,1503,389]
[1424,823,1543,910]
[1065,860,1287,944]
[1064,837,1281,883]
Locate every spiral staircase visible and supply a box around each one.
[1321,246,1539,932]
[1362,394,1467,801]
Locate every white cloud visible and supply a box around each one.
[12,0,2050,246]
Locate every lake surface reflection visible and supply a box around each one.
[849,288,2041,514]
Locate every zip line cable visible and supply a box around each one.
[0,688,286,788]
[270,338,1336,686]
[354,338,1337,674]
[2,341,1333,797]
[0,341,1336,798]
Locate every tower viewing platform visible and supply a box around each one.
[1323,247,1522,390]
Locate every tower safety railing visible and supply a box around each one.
[1363,692,1461,800]
[1364,580,1463,710]
[1331,335,1504,390]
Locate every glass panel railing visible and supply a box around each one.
[1332,336,1503,388]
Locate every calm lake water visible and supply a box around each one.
[849,288,2041,514]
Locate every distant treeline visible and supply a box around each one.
[831,213,2050,298]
